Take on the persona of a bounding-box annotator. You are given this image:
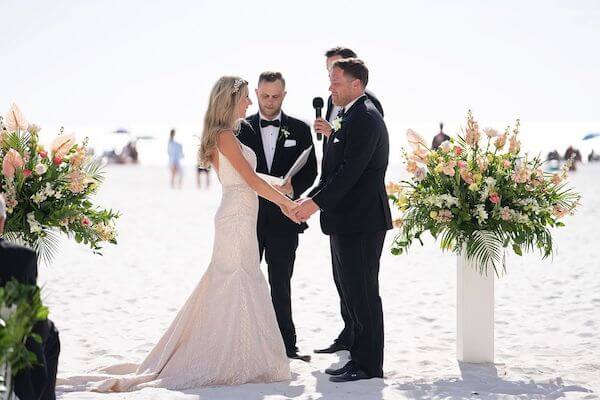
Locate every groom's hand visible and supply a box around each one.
[313,118,333,138]
[293,198,319,222]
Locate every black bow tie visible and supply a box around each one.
[337,108,345,118]
[260,119,280,128]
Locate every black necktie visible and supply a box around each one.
[260,119,280,128]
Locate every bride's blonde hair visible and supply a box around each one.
[198,76,248,168]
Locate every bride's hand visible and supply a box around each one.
[281,202,301,224]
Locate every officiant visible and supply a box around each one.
[238,71,317,361]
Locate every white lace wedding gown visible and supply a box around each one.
[58,143,290,392]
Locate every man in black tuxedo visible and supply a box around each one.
[0,195,60,400]
[295,59,392,382]
[237,72,318,362]
[317,47,384,159]
[311,47,385,355]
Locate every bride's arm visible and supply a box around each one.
[217,131,300,222]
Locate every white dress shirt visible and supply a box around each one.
[259,111,281,172]
[328,105,343,124]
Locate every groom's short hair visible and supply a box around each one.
[325,47,357,59]
[332,58,369,88]
[0,194,6,219]
[258,71,286,88]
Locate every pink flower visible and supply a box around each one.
[457,160,467,169]
[442,160,456,176]
[495,134,507,150]
[4,103,28,133]
[39,150,48,159]
[23,169,32,178]
[82,216,91,227]
[2,149,24,179]
[489,193,501,204]
[551,173,562,185]
[51,133,76,158]
[454,147,463,156]
[503,159,511,168]
[509,135,520,154]
[414,167,427,181]
[460,168,475,184]
[53,156,63,166]
[406,160,419,174]
[500,207,511,221]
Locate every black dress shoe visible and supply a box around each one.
[314,342,350,354]
[328,368,371,383]
[325,361,354,376]
[286,349,311,362]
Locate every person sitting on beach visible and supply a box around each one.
[431,122,450,150]
[167,129,184,188]
[0,195,61,400]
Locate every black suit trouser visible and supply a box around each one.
[258,228,299,353]
[330,230,386,378]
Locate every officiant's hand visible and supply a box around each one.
[293,198,319,222]
[274,179,293,197]
[313,118,333,138]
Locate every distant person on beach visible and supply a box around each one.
[0,195,61,400]
[431,122,450,150]
[565,146,582,171]
[196,162,210,189]
[167,129,184,188]
[589,149,600,162]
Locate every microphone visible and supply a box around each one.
[312,97,324,141]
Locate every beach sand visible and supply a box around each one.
[44,162,600,399]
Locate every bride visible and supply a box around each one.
[59,76,300,392]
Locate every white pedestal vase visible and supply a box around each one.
[457,251,495,363]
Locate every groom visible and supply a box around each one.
[294,58,392,382]
[238,71,317,362]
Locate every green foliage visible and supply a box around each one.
[0,280,48,377]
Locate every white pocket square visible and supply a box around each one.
[333,137,341,143]
[284,139,296,147]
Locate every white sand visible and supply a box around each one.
[42,162,600,399]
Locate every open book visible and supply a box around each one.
[257,145,313,186]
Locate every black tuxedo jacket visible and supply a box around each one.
[322,89,384,158]
[0,238,38,285]
[238,112,318,234]
[311,96,392,235]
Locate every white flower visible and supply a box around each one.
[27,212,43,233]
[280,128,291,139]
[475,204,488,224]
[35,163,47,175]
[332,117,343,132]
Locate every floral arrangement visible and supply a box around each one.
[387,111,580,275]
[0,104,119,263]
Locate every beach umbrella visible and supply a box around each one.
[582,133,600,140]
[112,128,130,134]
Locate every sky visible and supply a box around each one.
[1,0,599,160]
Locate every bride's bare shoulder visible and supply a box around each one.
[216,129,240,153]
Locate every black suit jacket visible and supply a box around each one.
[0,238,38,285]
[311,96,393,235]
[238,112,318,234]
[0,238,49,400]
[321,89,384,162]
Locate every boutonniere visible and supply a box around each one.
[279,127,292,141]
[332,116,343,132]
